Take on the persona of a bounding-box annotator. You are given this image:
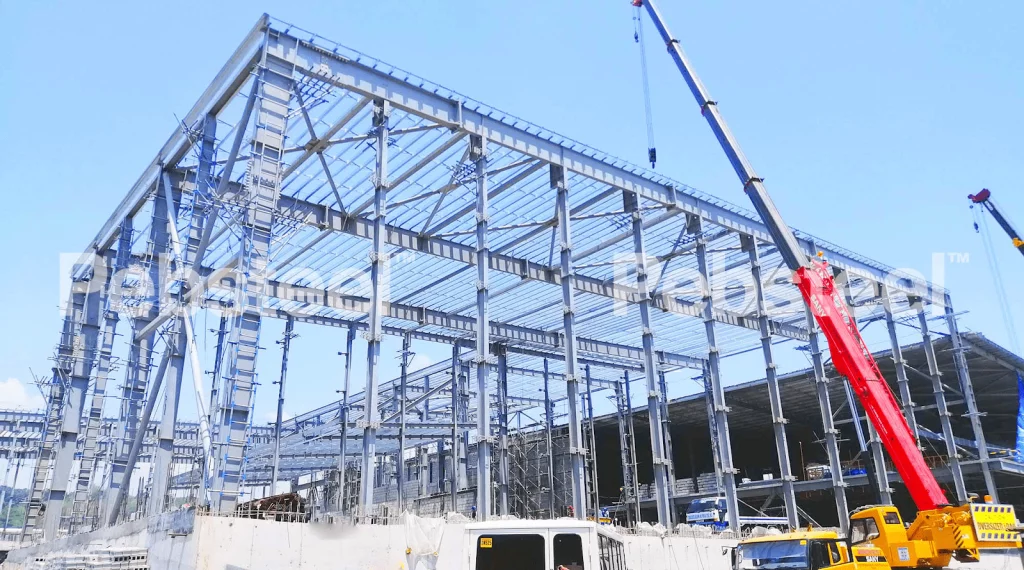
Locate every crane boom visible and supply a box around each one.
[970,189,1024,258]
[634,0,949,511]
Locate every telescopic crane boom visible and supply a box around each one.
[633,0,1020,565]
[970,189,1024,258]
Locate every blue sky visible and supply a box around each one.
[0,1,1021,425]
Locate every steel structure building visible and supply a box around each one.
[16,14,1012,542]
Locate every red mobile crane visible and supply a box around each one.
[633,1,1020,567]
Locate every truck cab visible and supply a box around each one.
[466,520,626,570]
[736,530,889,570]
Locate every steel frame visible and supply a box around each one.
[25,14,989,541]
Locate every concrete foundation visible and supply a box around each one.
[2,515,1020,570]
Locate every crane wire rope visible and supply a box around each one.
[633,2,657,168]
[972,205,1020,353]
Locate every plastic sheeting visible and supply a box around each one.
[1016,374,1024,460]
[405,513,446,570]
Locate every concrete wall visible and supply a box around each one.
[1,513,196,570]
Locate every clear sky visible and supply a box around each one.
[0,1,1021,425]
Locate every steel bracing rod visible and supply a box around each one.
[192,76,261,274]
[879,284,920,445]
[201,178,805,342]
[553,164,587,520]
[426,161,545,236]
[338,322,356,512]
[359,100,390,517]
[86,15,267,255]
[802,305,850,534]
[694,217,740,532]
[105,184,173,524]
[206,314,228,498]
[158,170,215,509]
[471,134,493,520]
[943,296,998,501]
[350,131,468,216]
[584,365,599,518]
[107,346,172,526]
[497,345,510,517]
[543,358,556,517]
[914,300,967,503]
[836,270,892,505]
[745,236,798,528]
[637,0,805,271]
[275,29,941,305]
[271,317,295,490]
[626,190,672,527]
[397,332,411,512]
[293,87,347,213]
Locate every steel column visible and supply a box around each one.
[584,365,599,518]
[745,237,798,528]
[837,270,891,505]
[213,52,294,512]
[657,370,676,526]
[271,316,295,491]
[107,348,172,526]
[915,303,967,502]
[553,165,587,520]
[471,134,493,520]
[358,101,390,516]
[497,345,510,516]
[623,371,641,522]
[880,284,920,445]
[150,317,186,516]
[542,358,556,518]
[629,190,670,528]
[694,217,739,533]
[338,323,356,512]
[43,265,107,537]
[946,298,997,500]
[450,345,460,510]
[614,379,636,526]
[397,333,410,512]
[205,314,228,500]
[803,306,850,534]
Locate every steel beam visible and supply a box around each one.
[271,28,943,307]
[745,236,798,529]
[358,101,390,517]
[554,165,587,520]
[915,301,967,503]
[803,306,850,534]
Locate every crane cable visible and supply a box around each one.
[633,2,657,169]
[971,205,1021,353]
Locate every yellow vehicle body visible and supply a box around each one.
[736,504,1021,570]
[849,505,1020,569]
